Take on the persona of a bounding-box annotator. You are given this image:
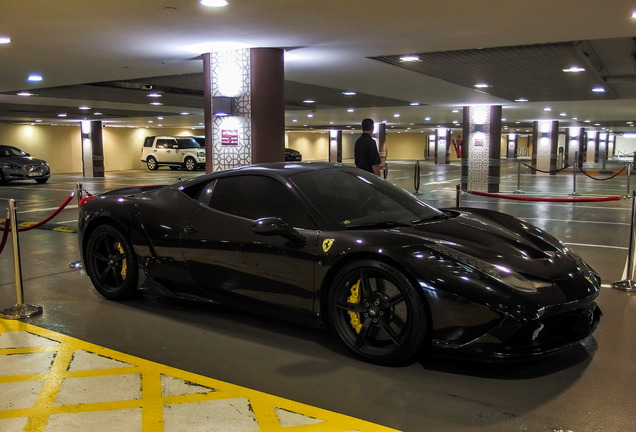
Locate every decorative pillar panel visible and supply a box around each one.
[461,106,501,192]
[598,132,608,162]
[329,129,342,162]
[532,120,558,175]
[80,120,104,177]
[434,128,450,164]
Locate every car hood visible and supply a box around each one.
[0,156,47,166]
[400,208,583,282]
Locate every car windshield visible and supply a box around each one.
[176,138,203,149]
[0,146,27,158]
[290,167,444,230]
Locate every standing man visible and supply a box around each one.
[354,118,381,175]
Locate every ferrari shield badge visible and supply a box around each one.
[322,238,334,253]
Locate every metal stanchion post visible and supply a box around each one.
[612,190,636,291]
[456,184,461,207]
[514,160,524,194]
[0,199,43,319]
[569,161,581,196]
[413,160,421,195]
[623,163,632,199]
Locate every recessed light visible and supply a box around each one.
[592,86,606,93]
[399,55,421,62]
[0,36,11,44]
[474,83,490,88]
[410,102,420,106]
[342,91,356,96]
[17,91,33,97]
[147,92,162,98]
[200,0,229,7]
[515,98,528,102]
[563,66,585,73]
[303,99,315,104]
[27,74,43,82]
[79,106,91,110]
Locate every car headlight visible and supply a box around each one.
[426,242,550,293]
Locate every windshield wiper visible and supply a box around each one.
[411,211,453,224]
[345,221,411,230]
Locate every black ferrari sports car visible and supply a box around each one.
[78,162,601,365]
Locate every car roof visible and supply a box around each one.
[221,161,347,178]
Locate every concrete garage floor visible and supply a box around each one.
[1,160,635,431]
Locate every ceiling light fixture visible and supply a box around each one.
[0,36,10,44]
[342,91,356,96]
[200,0,229,7]
[474,83,490,88]
[592,86,606,93]
[399,55,421,62]
[16,91,33,96]
[563,66,585,73]
[27,74,43,82]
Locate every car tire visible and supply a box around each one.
[84,224,139,300]
[146,156,158,170]
[184,156,196,171]
[35,178,49,184]
[327,259,429,365]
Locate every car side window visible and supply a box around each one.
[203,175,314,229]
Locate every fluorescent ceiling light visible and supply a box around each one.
[474,83,490,88]
[0,36,10,44]
[342,91,356,96]
[592,86,606,93]
[399,55,420,62]
[515,98,528,102]
[563,66,585,73]
[17,91,33,96]
[200,0,229,7]
[27,74,43,82]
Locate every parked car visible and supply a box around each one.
[141,136,205,171]
[0,145,50,184]
[78,162,601,365]
[285,148,302,161]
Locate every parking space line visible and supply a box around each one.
[0,318,401,432]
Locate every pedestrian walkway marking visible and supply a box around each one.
[0,318,401,432]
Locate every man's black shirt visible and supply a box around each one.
[354,133,380,173]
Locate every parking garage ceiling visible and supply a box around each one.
[1,1,636,133]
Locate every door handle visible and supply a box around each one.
[183,223,199,233]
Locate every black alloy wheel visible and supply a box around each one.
[328,260,429,365]
[84,224,138,300]
[146,156,158,170]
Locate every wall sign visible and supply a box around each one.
[221,129,238,146]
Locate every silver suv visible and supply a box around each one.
[141,136,206,171]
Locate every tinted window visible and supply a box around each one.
[204,175,314,229]
[290,168,441,229]
[176,138,202,149]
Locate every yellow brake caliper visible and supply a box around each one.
[347,280,362,333]
[117,243,127,280]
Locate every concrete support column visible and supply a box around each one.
[202,48,284,172]
[434,128,450,165]
[329,130,342,162]
[532,120,558,175]
[377,122,387,165]
[461,105,501,192]
[80,120,104,177]
[506,133,517,159]
[565,127,584,166]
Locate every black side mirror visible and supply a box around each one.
[252,217,306,246]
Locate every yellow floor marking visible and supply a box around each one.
[0,319,402,432]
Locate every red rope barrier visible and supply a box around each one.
[0,192,75,234]
[468,190,622,202]
[576,163,627,181]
